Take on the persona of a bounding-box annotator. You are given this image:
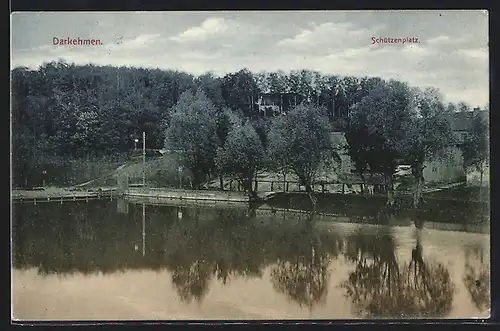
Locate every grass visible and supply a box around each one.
[13,155,128,188]
[114,153,185,188]
[425,184,489,202]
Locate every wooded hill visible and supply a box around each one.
[11,60,479,189]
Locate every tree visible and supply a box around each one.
[287,71,302,107]
[72,110,100,156]
[458,101,471,112]
[215,121,265,201]
[267,104,339,207]
[322,75,342,117]
[461,111,489,189]
[267,117,293,192]
[405,87,455,207]
[340,76,363,114]
[266,71,288,112]
[213,108,242,190]
[220,68,259,116]
[165,89,219,189]
[194,72,225,109]
[343,124,370,190]
[250,117,271,152]
[13,62,470,190]
[342,80,387,187]
[346,79,415,205]
[446,102,457,113]
[254,71,270,93]
[298,69,314,103]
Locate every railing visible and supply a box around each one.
[12,188,122,204]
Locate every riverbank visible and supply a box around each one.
[254,206,489,234]
[11,187,250,204]
[11,187,119,202]
[12,183,488,207]
[126,188,249,204]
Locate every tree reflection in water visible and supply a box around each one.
[462,243,490,313]
[13,201,459,313]
[270,213,335,310]
[171,260,213,303]
[340,228,455,318]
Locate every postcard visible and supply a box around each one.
[11,10,490,321]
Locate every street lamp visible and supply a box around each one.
[142,132,146,189]
[178,165,183,189]
[134,138,139,152]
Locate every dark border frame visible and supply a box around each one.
[8,1,499,328]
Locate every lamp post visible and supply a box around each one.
[134,138,139,152]
[142,132,146,189]
[178,166,183,189]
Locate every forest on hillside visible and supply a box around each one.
[11,60,485,195]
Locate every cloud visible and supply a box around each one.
[169,18,229,43]
[458,48,488,60]
[166,17,276,60]
[182,50,224,60]
[277,22,385,53]
[278,22,351,47]
[106,33,161,51]
[426,34,477,46]
[427,35,451,44]
[406,44,430,53]
[10,12,489,107]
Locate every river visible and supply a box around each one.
[11,199,490,320]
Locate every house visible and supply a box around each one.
[254,92,331,116]
[256,93,282,116]
[417,109,489,184]
[422,147,465,184]
[449,108,488,144]
[330,109,489,185]
[448,109,490,187]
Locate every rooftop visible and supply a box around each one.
[448,109,488,132]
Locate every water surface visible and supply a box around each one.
[11,199,490,320]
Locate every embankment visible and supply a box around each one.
[125,188,249,205]
[266,191,489,224]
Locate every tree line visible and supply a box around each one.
[12,61,488,206]
[166,81,488,208]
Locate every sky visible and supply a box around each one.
[11,10,489,107]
